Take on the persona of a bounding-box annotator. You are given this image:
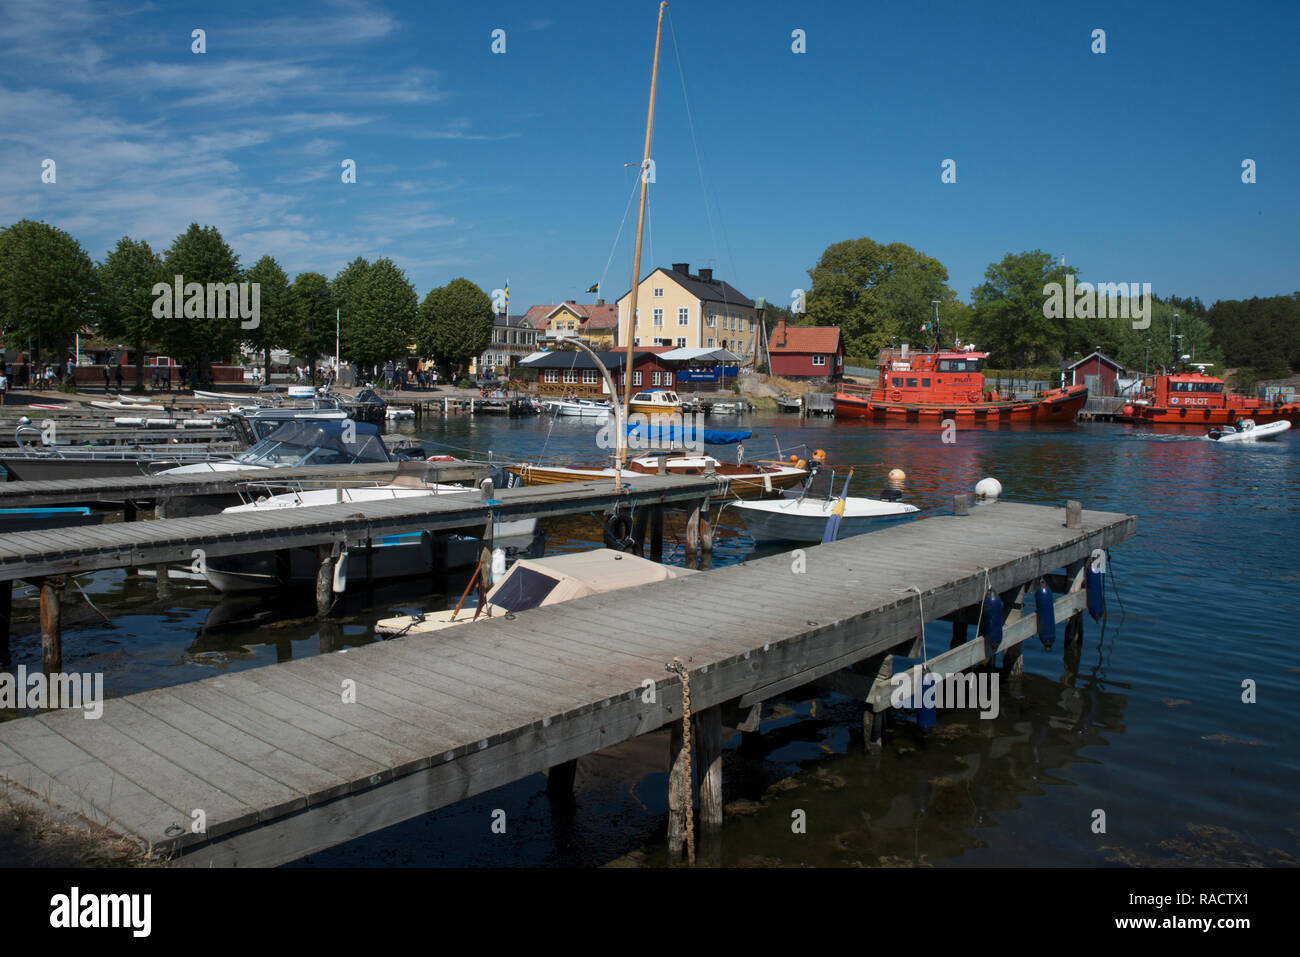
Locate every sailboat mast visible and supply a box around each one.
[619,1,667,468]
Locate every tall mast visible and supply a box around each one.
[618,1,667,469]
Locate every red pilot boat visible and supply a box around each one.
[833,346,1088,422]
[1117,371,1300,427]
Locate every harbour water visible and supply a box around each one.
[4,412,1297,867]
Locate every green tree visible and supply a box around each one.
[290,271,335,376]
[418,277,494,375]
[156,223,242,385]
[805,238,957,359]
[0,219,99,374]
[969,250,1077,367]
[333,257,370,369]
[97,236,161,392]
[1206,294,1299,379]
[242,255,292,372]
[349,257,418,368]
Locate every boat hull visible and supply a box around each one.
[833,384,1088,423]
[732,498,918,543]
[1118,404,1300,427]
[506,462,806,498]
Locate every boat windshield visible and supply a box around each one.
[490,567,562,613]
[235,421,391,467]
[937,358,983,372]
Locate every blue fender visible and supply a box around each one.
[1085,567,1105,621]
[980,590,1003,649]
[1035,582,1056,649]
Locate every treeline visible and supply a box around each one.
[793,237,1296,376]
[0,219,495,389]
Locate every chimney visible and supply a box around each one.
[699,268,713,282]
[596,299,605,305]
[672,262,689,275]
[774,313,787,348]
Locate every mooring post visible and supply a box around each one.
[649,505,664,562]
[685,504,701,561]
[546,759,578,805]
[1065,500,1082,528]
[315,545,334,618]
[154,562,172,599]
[700,506,713,554]
[429,533,449,598]
[631,508,649,555]
[123,502,137,523]
[667,716,690,862]
[39,577,64,674]
[951,618,967,649]
[696,705,723,829]
[953,493,968,516]
[0,579,11,669]
[865,653,893,752]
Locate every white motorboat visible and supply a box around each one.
[1205,418,1291,442]
[200,464,536,592]
[544,398,613,418]
[731,491,918,543]
[159,419,393,474]
[375,547,694,635]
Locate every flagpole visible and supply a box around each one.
[335,309,340,381]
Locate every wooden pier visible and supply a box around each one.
[0,497,1134,866]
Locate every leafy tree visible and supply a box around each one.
[333,257,371,368]
[156,223,242,385]
[97,236,161,391]
[349,257,418,368]
[242,256,292,372]
[0,219,99,371]
[969,250,1077,367]
[1206,294,1299,379]
[418,277,494,375]
[805,238,956,359]
[290,271,335,375]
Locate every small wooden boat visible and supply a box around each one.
[1205,418,1292,442]
[374,548,695,635]
[628,389,682,416]
[507,453,808,498]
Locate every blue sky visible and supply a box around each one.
[2,0,1296,312]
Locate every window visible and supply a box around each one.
[633,371,642,386]
[706,313,715,327]
[812,355,827,367]
[653,287,664,297]
[664,372,673,386]
[749,318,755,332]
[906,378,917,388]
[652,371,661,386]
[678,307,689,326]
[892,376,903,387]
[633,337,641,346]
[676,337,687,347]
[707,338,714,348]
[563,369,578,384]
[582,369,597,384]
[544,370,559,383]
[921,378,931,387]
[653,308,663,327]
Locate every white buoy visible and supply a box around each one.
[975,477,1003,501]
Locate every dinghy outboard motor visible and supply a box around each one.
[880,487,903,502]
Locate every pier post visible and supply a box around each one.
[685,503,702,562]
[696,705,723,829]
[953,493,968,516]
[699,506,713,554]
[865,653,892,752]
[631,509,649,555]
[545,759,578,806]
[1065,500,1082,528]
[315,546,334,618]
[649,505,664,562]
[667,717,691,863]
[0,579,11,668]
[39,577,64,674]
[951,619,967,649]
[153,563,171,599]
[428,533,449,598]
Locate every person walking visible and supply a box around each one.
[102,362,111,392]
[114,363,124,391]
[0,369,8,406]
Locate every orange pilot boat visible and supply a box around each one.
[833,346,1088,423]
[1117,371,1300,427]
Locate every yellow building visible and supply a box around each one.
[616,263,757,361]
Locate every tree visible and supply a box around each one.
[418,277,494,375]
[290,271,335,376]
[333,257,370,368]
[1206,295,1299,379]
[97,236,161,391]
[0,219,99,373]
[805,238,957,359]
[242,255,292,372]
[969,250,1077,367]
[156,223,242,385]
[349,258,418,369]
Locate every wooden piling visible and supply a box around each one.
[315,546,334,618]
[649,505,664,562]
[685,505,700,560]
[696,705,723,829]
[699,507,713,554]
[545,759,578,805]
[953,493,968,516]
[39,577,64,674]
[1065,500,1082,528]
[631,508,649,555]
[153,563,171,599]
[667,717,690,862]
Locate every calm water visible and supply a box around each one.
[5,412,1297,867]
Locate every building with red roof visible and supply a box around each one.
[766,316,844,381]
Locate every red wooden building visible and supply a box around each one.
[767,317,844,381]
[1064,351,1125,396]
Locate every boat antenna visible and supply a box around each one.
[619,1,667,469]
[930,299,942,351]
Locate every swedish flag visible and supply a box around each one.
[586,282,599,294]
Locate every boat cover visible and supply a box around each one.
[625,423,752,445]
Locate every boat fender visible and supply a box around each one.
[491,547,506,584]
[602,513,635,551]
[980,589,1003,649]
[968,390,981,403]
[890,390,902,402]
[1085,567,1105,622]
[1034,581,1056,648]
[332,551,348,593]
[1179,407,1187,417]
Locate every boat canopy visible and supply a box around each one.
[488,548,695,613]
[625,422,751,444]
[235,420,390,466]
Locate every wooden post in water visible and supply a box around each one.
[699,506,713,554]
[631,509,648,555]
[315,546,334,618]
[154,562,171,599]
[429,533,449,599]
[667,716,690,863]
[951,618,967,649]
[865,653,892,752]
[545,759,578,805]
[696,705,723,829]
[39,577,64,674]
[649,505,664,562]
[685,504,700,563]
[0,579,11,668]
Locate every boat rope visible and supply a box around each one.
[596,174,642,300]
[907,585,929,668]
[666,657,696,866]
[71,576,113,626]
[974,566,990,647]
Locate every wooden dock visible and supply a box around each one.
[0,498,1134,866]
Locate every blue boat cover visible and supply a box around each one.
[625,423,752,445]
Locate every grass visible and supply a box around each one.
[0,784,164,867]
